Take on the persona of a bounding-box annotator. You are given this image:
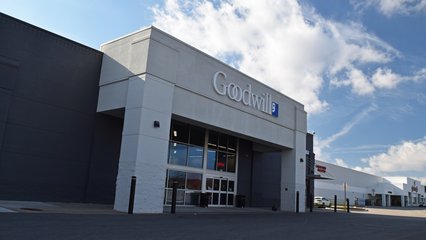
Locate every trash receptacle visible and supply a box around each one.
[235,195,246,208]
[200,193,209,207]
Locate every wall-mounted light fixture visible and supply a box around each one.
[300,158,304,163]
[153,121,160,128]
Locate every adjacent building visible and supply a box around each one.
[315,160,425,207]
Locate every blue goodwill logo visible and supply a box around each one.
[271,102,279,117]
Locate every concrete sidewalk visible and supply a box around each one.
[0,200,276,215]
[0,200,119,214]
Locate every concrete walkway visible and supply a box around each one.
[354,206,426,218]
[0,200,119,214]
[2,200,426,218]
[0,200,275,215]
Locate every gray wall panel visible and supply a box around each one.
[251,152,281,208]
[0,58,18,90]
[0,89,12,123]
[237,139,253,206]
[85,114,123,203]
[0,151,87,202]
[0,13,120,203]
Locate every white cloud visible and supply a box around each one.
[345,68,375,95]
[335,158,349,168]
[331,66,426,95]
[318,104,377,148]
[410,67,426,81]
[152,0,400,113]
[356,137,426,176]
[372,67,401,89]
[315,104,377,161]
[354,0,426,16]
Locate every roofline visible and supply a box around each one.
[101,25,306,110]
[0,12,102,54]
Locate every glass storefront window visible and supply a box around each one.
[166,120,240,206]
[164,189,185,205]
[206,178,213,190]
[167,170,186,189]
[207,149,217,170]
[228,181,234,192]
[212,193,219,204]
[213,179,220,191]
[227,153,236,173]
[189,126,205,147]
[220,193,227,205]
[186,173,202,190]
[221,179,228,191]
[169,142,187,166]
[185,192,200,205]
[218,134,227,151]
[187,146,203,168]
[208,131,218,149]
[217,152,227,171]
[228,136,237,153]
[171,121,189,143]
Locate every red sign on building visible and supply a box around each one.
[316,165,326,173]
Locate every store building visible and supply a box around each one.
[314,160,425,207]
[99,26,307,213]
[0,13,308,213]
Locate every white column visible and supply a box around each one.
[280,130,306,212]
[401,196,405,207]
[381,194,386,207]
[114,75,174,213]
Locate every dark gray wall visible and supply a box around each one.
[85,114,123,204]
[0,13,121,203]
[237,139,253,206]
[251,152,281,208]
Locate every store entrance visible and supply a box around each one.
[205,176,235,206]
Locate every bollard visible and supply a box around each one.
[346,198,350,213]
[334,195,337,212]
[296,191,299,213]
[309,194,313,213]
[128,176,136,214]
[171,181,178,214]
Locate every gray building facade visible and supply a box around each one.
[0,14,308,213]
[0,13,122,204]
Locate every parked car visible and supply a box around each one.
[314,197,331,207]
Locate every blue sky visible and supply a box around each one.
[2,0,426,183]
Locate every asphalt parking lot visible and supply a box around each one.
[1,206,426,240]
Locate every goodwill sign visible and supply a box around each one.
[212,71,279,117]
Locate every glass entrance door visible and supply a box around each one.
[205,177,235,206]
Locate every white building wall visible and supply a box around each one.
[315,161,425,207]
[98,27,307,213]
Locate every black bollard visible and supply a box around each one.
[309,194,313,213]
[296,191,299,213]
[171,181,178,214]
[334,195,337,212]
[346,198,350,213]
[128,176,136,214]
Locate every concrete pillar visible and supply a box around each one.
[280,130,306,212]
[114,75,174,213]
[401,196,405,207]
[381,194,386,207]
